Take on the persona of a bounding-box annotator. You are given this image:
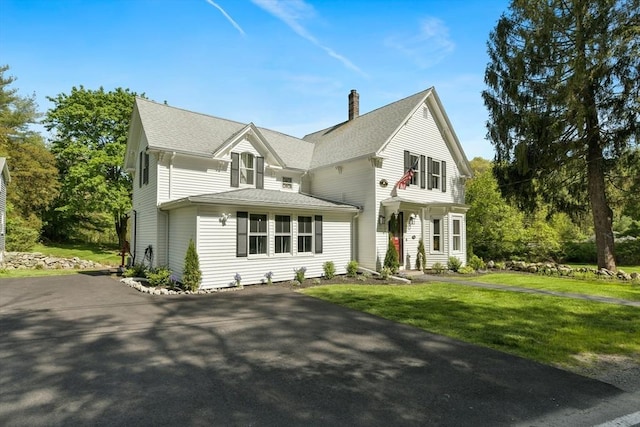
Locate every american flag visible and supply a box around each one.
[396,160,418,190]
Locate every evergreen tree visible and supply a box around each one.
[182,238,202,291]
[483,0,639,270]
[384,235,400,273]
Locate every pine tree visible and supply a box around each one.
[182,238,201,291]
[384,235,400,273]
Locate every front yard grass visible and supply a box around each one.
[32,242,121,266]
[0,268,81,279]
[302,284,640,368]
[470,273,640,301]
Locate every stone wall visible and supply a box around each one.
[1,252,105,270]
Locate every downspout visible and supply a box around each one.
[132,210,138,265]
[352,210,360,263]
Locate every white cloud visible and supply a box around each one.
[251,0,366,76]
[385,17,455,68]
[205,0,246,36]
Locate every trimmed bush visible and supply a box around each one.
[124,262,148,278]
[323,261,336,279]
[182,239,202,291]
[346,260,359,277]
[294,266,307,283]
[432,262,446,274]
[147,266,173,287]
[384,236,400,273]
[458,265,475,274]
[468,254,486,271]
[448,256,462,272]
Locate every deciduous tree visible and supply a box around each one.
[43,86,140,246]
[483,0,639,270]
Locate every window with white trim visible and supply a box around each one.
[298,216,313,253]
[275,215,291,254]
[240,153,255,185]
[452,218,461,252]
[282,177,292,189]
[249,213,267,255]
[410,154,419,186]
[432,218,442,252]
[430,159,441,190]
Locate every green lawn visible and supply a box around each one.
[568,264,640,274]
[469,273,640,301]
[32,242,121,266]
[302,284,640,368]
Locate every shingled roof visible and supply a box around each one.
[303,88,433,169]
[129,87,469,175]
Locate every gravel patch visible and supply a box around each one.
[562,353,640,392]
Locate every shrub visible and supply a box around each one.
[6,220,38,252]
[323,261,336,279]
[616,238,640,265]
[147,266,173,287]
[384,236,400,273]
[380,267,392,280]
[124,262,148,278]
[346,260,359,277]
[468,254,486,271]
[234,272,243,288]
[432,262,446,274]
[264,271,273,285]
[448,257,462,272]
[182,239,202,291]
[416,238,427,272]
[294,266,306,283]
[458,265,475,274]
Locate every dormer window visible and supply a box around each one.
[240,153,254,185]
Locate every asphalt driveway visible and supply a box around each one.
[0,274,637,426]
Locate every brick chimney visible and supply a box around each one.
[348,89,359,121]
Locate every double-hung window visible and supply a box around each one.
[275,215,291,254]
[249,214,267,255]
[240,153,255,185]
[410,154,419,186]
[298,216,313,253]
[430,160,440,190]
[452,218,461,252]
[432,218,441,252]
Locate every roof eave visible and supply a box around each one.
[159,196,360,212]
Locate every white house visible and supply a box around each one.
[0,157,10,262]
[124,88,472,288]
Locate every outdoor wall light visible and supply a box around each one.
[219,212,231,226]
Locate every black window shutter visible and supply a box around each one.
[143,152,150,184]
[236,211,248,257]
[230,152,239,187]
[139,152,143,188]
[403,150,410,186]
[427,157,433,190]
[314,215,323,254]
[441,160,447,192]
[420,155,426,189]
[256,156,264,189]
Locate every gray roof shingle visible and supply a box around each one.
[303,88,433,169]
[160,188,360,211]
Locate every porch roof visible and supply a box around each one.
[159,189,361,213]
[381,197,469,212]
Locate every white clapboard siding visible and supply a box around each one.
[309,158,376,269]
[196,207,353,288]
[132,139,160,266]
[0,169,6,260]
[167,206,197,278]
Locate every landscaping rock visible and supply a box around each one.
[1,252,105,271]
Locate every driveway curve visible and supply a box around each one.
[0,274,637,426]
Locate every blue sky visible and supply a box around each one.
[1,0,510,160]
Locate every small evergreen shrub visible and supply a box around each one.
[384,236,400,273]
[182,239,202,291]
[346,260,359,277]
[432,262,446,274]
[264,271,273,285]
[380,267,392,280]
[416,238,427,272]
[468,255,486,271]
[147,266,173,287]
[234,272,243,288]
[323,261,336,279]
[448,257,462,272]
[294,266,307,283]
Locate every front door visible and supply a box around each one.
[388,212,404,267]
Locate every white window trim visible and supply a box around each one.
[430,216,443,254]
[451,216,463,253]
[248,213,268,256]
[240,152,255,186]
[297,215,314,254]
[274,214,292,255]
[431,159,441,190]
[409,153,420,186]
